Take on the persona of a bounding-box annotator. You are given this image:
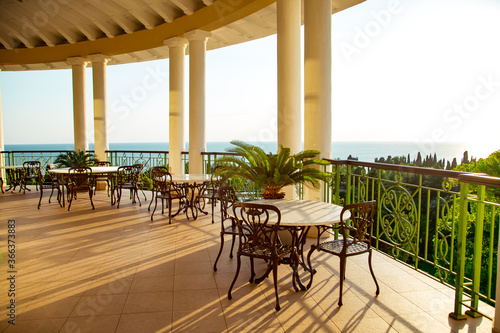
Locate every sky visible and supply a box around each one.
[1,0,500,158]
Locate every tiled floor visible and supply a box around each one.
[0,187,495,332]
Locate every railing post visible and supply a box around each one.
[334,164,340,205]
[465,184,485,318]
[449,182,469,320]
[346,165,351,205]
[493,206,500,332]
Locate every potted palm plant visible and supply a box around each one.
[214,140,331,199]
[54,150,93,167]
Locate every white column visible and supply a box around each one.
[185,30,211,175]
[277,0,301,199]
[165,37,188,174]
[304,0,332,202]
[89,54,109,163]
[67,57,89,152]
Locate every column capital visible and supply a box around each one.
[89,54,110,64]
[184,29,212,43]
[164,37,188,49]
[67,57,88,67]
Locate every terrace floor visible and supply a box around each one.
[0,186,495,333]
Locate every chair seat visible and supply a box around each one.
[156,191,184,200]
[241,243,292,258]
[318,238,369,255]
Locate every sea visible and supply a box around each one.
[4,141,497,164]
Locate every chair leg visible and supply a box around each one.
[167,198,172,224]
[213,232,225,272]
[228,254,241,301]
[135,188,141,206]
[56,187,62,207]
[211,200,215,224]
[151,196,159,221]
[117,188,122,208]
[148,190,155,211]
[249,257,255,283]
[68,190,73,211]
[38,188,43,209]
[89,188,95,210]
[338,256,346,307]
[368,250,380,296]
[229,234,236,259]
[272,260,280,311]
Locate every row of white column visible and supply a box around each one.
[277,0,332,201]
[165,30,211,175]
[67,55,109,163]
[65,30,211,174]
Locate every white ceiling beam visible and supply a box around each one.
[111,16,137,34]
[129,9,156,29]
[0,35,15,50]
[0,22,35,48]
[147,2,177,23]
[170,0,195,15]
[74,24,98,41]
[51,24,79,44]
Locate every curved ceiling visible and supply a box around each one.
[0,0,364,71]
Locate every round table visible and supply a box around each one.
[239,199,348,291]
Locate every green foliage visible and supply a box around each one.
[54,150,92,167]
[454,150,500,198]
[214,140,331,198]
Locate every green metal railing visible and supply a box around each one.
[2,150,499,319]
[324,159,500,320]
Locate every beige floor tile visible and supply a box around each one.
[382,312,451,333]
[116,312,172,333]
[223,305,282,331]
[122,291,174,313]
[335,316,398,333]
[274,299,331,330]
[2,318,67,333]
[19,296,81,320]
[61,314,121,333]
[1,190,495,333]
[129,275,174,293]
[84,269,133,293]
[172,307,227,332]
[173,289,222,310]
[70,294,127,317]
[173,273,217,291]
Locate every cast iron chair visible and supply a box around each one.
[196,166,227,224]
[213,186,240,271]
[93,161,111,197]
[132,163,147,201]
[306,200,379,306]
[22,161,42,193]
[114,165,142,208]
[228,202,291,311]
[37,165,62,209]
[67,167,95,211]
[148,166,169,211]
[150,170,185,223]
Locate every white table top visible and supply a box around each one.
[48,166,120,174]
[170,174,212,183]
[242,199,347,227]
[0,165,24,169]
